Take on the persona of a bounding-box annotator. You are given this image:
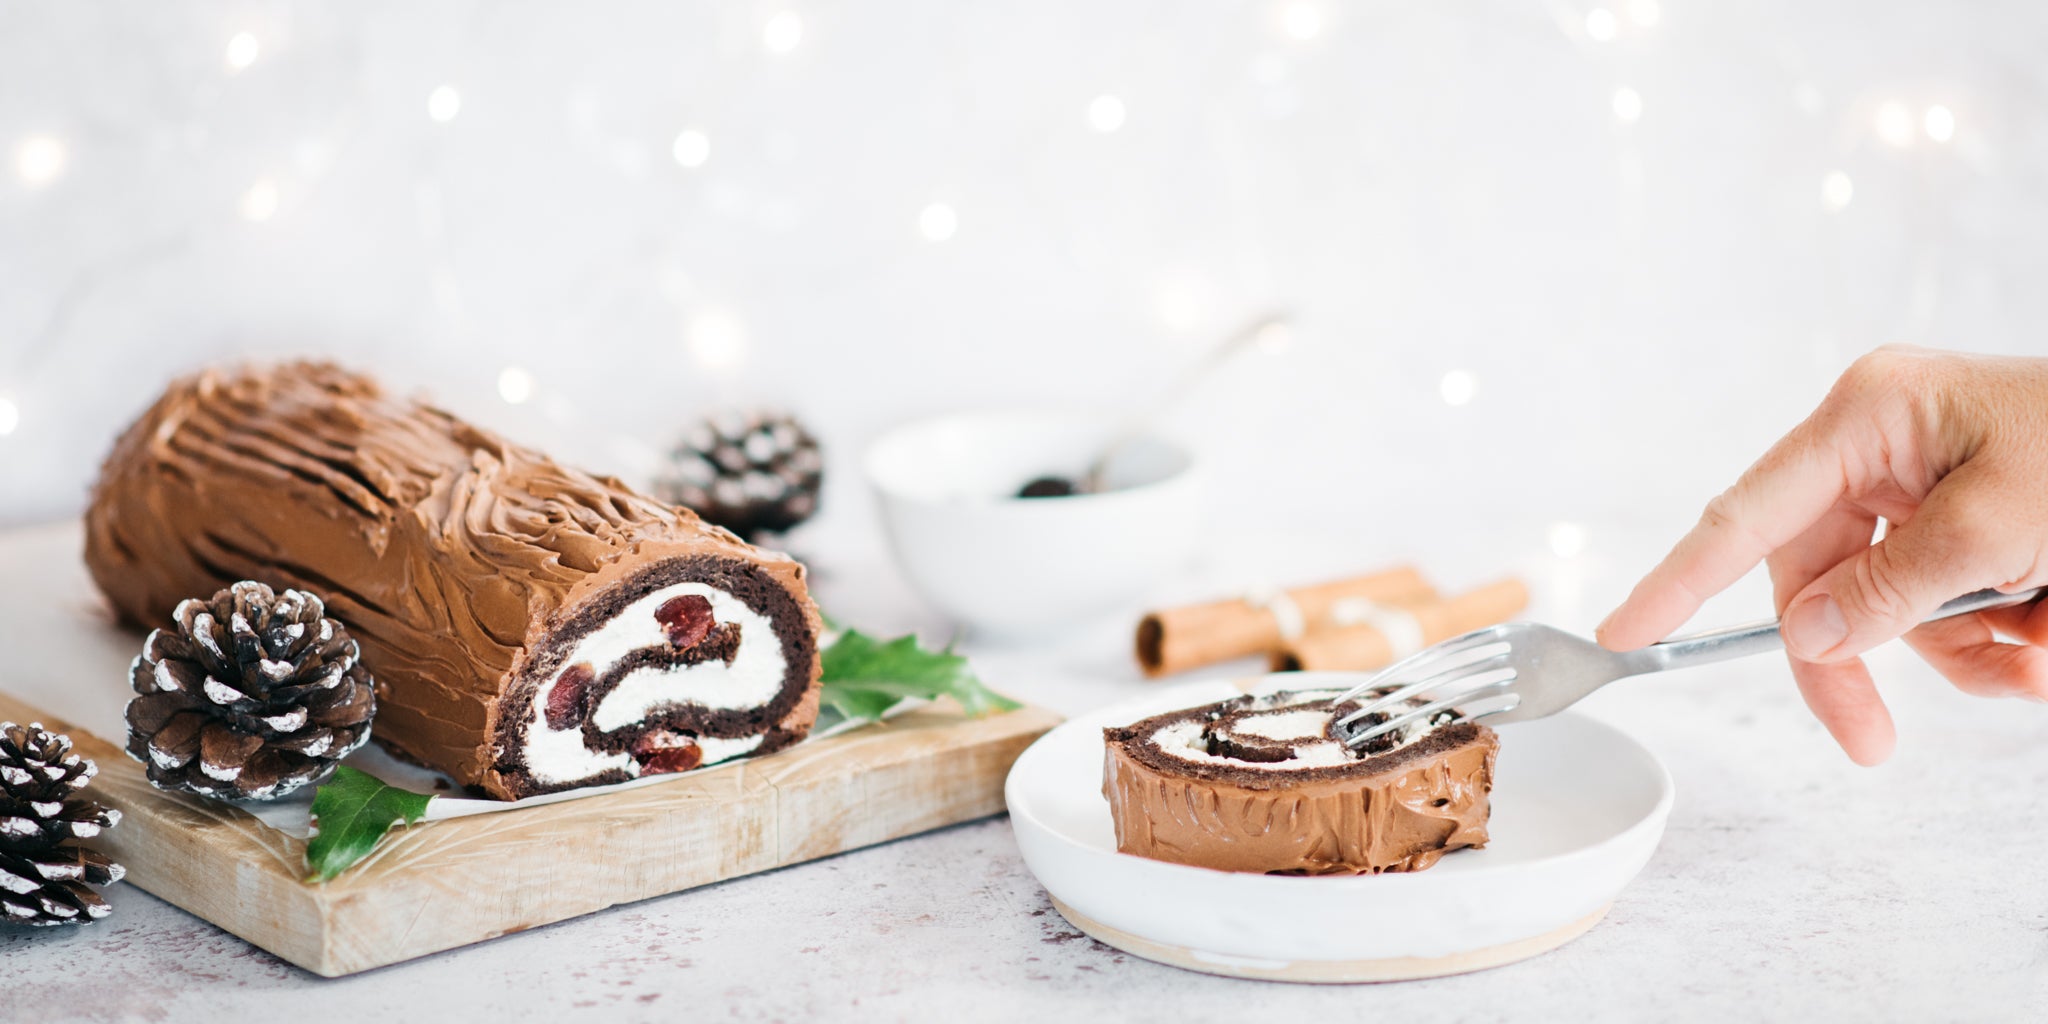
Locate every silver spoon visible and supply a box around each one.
[1017,311,1292,497]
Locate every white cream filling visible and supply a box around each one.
[1152,719,1355,769]
[1229,708,1331,742]
[523,581,789,786]
[1148,688,1447,771]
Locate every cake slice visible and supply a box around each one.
[84,362,821,799]
[1102,688,1497,874]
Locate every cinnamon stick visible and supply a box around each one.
[1270,578,1529,672]
[1135,568,1437,677]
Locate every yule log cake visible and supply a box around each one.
[83,362,821,800]
[1103,689,1496,875]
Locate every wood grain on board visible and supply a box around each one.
[0,690,1059,977]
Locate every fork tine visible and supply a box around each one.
[1332,651,1510,729]
[1327,624,1515,706]
[1455,693,1521,723]
[1380,626,1512,676]
[1367,692,1520,737]
[1331,676,1444,728]
[1341,669,1517,748]
[1343,681,1512,749]
[1337,664,1517,738]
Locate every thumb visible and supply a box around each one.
[1782,476,2002,662]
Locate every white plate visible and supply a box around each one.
[1006,679,1674,982]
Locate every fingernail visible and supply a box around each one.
[1785,594,1849,658]
[1594,609,1616,639]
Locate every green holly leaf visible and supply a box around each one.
[819,629,1020,723]
[305,767,434,882]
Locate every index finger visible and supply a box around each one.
[1597,421,1851,650]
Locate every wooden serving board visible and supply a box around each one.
[0,523,1060,976]
[0,691,1058,976]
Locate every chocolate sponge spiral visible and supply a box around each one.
[85,363,823,799]
[1103,689,1496,875]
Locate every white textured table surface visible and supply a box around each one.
[9,0,2048,1016]
[6,519,2048,1023]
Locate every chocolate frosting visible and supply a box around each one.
[83,362,822,799]
[1102,691,1496,875]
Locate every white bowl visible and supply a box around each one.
[863,410,1201,635]
[1006,679,1675,982]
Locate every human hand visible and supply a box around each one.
[1595,346,2048,765]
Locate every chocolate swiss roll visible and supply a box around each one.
[1102,689,1496,874]
[84,363,822,800]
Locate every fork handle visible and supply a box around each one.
[1625,587,2048,675]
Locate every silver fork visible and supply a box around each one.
[1330,586,2046,748]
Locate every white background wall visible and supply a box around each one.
[3,0,2044,631]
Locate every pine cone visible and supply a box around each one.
[0,722,123,926]
[126,581,376,802]
[655,410,824,541]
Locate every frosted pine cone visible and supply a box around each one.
[655,410,824,541]
[126,581,376,802]
[0,722,123,926]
